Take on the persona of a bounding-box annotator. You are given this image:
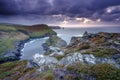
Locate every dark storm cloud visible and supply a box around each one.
[0,0,51,15]
[0,0,18,15]
[52,0,120,19]
[0,0,120,22]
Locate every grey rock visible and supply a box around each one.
[83,54,96,64]
[42,43,49,51]
[59,53,84,66]
[49,46,65,56]
[26,60,39,68]
[33,53,58,66]
[83,31,89,37]
[56,39,67,48]
[112,54,120,59]
[4,52,16,57]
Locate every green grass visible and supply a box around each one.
[46,35,61,46]
[0,57,9,62]
[91,63,120,80]
[67,62,90,74]
[39,69,55,80]
[81,43,90,49]
[29,29,56,38]
[0,25,17,31]
[0,60,39,80]
[66,62,120,80]
[81,48,117,58]
[0,38,15,54]
[0,24,56,38]
[0,60,27,79]
[53,55,65,61]
[65,74,78,80]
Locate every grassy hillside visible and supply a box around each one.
[0,24,56,37]
[0,24,56,60]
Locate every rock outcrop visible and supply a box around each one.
[45,35,67,47]
[66,32,120,56]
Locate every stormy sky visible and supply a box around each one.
[0,0,120,27]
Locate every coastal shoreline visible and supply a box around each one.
[0,24,57,63]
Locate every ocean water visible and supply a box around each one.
[21,27,120,60]
[21,37,49,60]
[53,27,120,44]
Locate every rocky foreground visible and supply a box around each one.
[25,31,120,80]
[40,32,120,66]
[0,30,120,80]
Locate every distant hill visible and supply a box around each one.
[0,23,26,27]
[0,23,56,37]
[0,23,61,29]
[49,26,61,29]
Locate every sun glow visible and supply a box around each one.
[83,18,93,24]
[63,20,68,24]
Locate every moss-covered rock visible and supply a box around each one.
[67,62,90,74]
[51,54,66,61]
[65,74,76,80]
[66,62,120,80]
[39,69,55,80]
[46,35,67,47]
[91,63,120,80]
[66,32,120,58]
[81,48,118,58]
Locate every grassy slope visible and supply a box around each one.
[0,60,120,80]
[46,35,61,46]
[0,38,15,54]
[0,60,56,80]
[0,24,56,37]
[0,60,41,80]
[66,62,120,80]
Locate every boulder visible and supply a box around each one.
[56,39,67,48]
[59,53,84,66]
[112,54,120,59]
[49,46,65,56]
[26,60,39,68]
[69,37,83,45]
[46,35,67,48]
[83,31,89,37]
[33,53,58,66]
[42,43,49,51]
[59,52,119,67]
[83,54,96,64]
